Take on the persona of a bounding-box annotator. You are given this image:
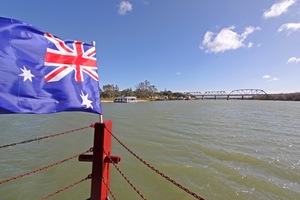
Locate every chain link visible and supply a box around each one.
[0,148,93,185]
[1,122,206,199]
[102,177,117,200]
[40,174,92,200]
[0,125,92,149]
[103,150,148,200]
[105,126,205,200]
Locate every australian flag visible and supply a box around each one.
[0,17,102,114]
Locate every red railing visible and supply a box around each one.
[0,120,205,200]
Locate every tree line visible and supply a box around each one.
[254,93,300,101]
[101,80,300,101]
[101,80,184,99]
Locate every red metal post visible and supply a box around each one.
[91,120,112,200]
[79,120,120,200]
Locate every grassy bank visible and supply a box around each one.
[254,92,300,101]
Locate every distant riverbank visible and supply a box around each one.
[101,92,300,103]
[101,98,149,103]
[254,92,300,101]
[101,99,113,103]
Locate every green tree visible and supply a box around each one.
[161,90,173,98]
[148,85,158,98]
[120,88,135,97]
[135,80,157,98]
[101,84,120,98]
[172,92,184,98]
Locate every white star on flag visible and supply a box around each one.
[19,66,35,82]
[80,91,93,109]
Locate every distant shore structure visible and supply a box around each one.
[184,89,268,100]
[114,96,137,103]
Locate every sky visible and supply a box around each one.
[1,0,300,93]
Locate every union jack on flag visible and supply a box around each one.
[44,33,98,82]
[0,17,102,114]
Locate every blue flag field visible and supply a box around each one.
[0,17,101,114]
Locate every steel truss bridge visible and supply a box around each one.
[184,89,268,100]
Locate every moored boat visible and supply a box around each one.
[114,96,137,103]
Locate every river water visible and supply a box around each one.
[0,100,300,200]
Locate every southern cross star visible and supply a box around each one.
[80,91,93,109]
[19,66,35,82]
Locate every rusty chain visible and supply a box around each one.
[105,126,205,200]
[103,150,148,200]
[0,148,93,185]
[102,176,117,200]
[1,122,205,199]
[40,174,92,200]
[0,125,93,149]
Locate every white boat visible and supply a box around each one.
[114,96,137,103]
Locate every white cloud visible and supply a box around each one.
[263,0,296,18]
[200,26,260,53]
[278,23,300,33]
[263,75,279,81]
[248,42,253,48]
[118,1,133,15]
[141,0,149,6]
[287,57,300,63]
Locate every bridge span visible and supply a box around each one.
[184,89,268,100]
